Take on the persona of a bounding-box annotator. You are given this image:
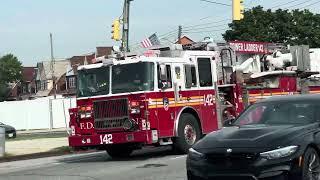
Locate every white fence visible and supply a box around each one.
[0,96,76,130]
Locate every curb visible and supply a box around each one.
[0,149,98,163]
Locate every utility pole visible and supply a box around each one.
[122,0,133,52]
[50,33,56,99]
[178,25,182,44]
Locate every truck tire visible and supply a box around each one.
[106,145,133,158]
[173,113,201,154]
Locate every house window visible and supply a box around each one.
[36,81,41,91]
[40,80,47,90]
[69,77,76,88]
[27,83,31,93]
[22,84,27,94]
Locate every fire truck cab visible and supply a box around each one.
[68,43,239,157]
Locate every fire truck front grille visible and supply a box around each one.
[93,98,128,119]
[93,98,129,130]
[94,118,127,130]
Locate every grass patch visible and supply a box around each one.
[0,146,74,162]
[4,153,13,157]
[49,146,73,153]
[7,132,68,142]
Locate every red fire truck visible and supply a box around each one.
[68,42,320,157]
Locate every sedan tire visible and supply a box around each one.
[302,147,320,180]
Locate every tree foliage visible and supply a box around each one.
[0,54,22,101]
[223,6,320,47]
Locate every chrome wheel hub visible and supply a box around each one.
[184,124,196,145]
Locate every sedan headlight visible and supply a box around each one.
[260,146,298,160]
[188,148,205,160]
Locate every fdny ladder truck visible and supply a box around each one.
[68,42,320,157]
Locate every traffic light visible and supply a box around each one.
[111,19,121,41]
[233,0,244,21]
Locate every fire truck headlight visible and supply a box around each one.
[130,107,141,114]
[85,112,92,118]
[123,119,134,130]
[80,113,86,119]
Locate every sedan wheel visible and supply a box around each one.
[303,148,320,180]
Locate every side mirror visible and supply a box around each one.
[223,118,235,127]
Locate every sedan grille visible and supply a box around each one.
[212,176,256,180]
[206,153,258,170]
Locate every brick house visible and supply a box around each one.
[65,53,95,96]
[6,67,37,100]
[65,47,113,96]
[176,36,194,45]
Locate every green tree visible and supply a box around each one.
[223,6,320,47]
[0,54,22,101]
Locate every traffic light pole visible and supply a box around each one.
[122,0,132,53]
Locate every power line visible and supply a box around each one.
[199,0,231,6]
[158,29,177,38]
[183,28,228,34]
[270,0,301,9]
[299,0,320,9]
[283,0,313,9]
[183,19,231,28]
[184,22,229,31]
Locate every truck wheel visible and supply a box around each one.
[174,113,201,154]
[106,145,133,158]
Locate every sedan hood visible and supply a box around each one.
[194,124,315,152]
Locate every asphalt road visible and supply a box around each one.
[0,147,187,180]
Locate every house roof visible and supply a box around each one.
[66,53,95,76]
[175,36,194,45]
[37,59,69,80]
[96,47,113,57]
[22,67,36,82]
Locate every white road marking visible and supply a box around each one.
[170,155,187,160]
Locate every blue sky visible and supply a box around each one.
[0,0,319,66]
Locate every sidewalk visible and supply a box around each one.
[17,128,68,135]
[5,137,68,156]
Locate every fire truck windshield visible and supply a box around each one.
[112,62,154,94]
[77,67,110,97]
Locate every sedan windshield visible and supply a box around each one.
[77,67,110,97]
[112,62,154,94]
[234,101,319,126]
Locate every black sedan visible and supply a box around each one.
[0,122,16,138]
[187,94,320,180]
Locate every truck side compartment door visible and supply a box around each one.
[156,63,175,137]
[196,57,218,133]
